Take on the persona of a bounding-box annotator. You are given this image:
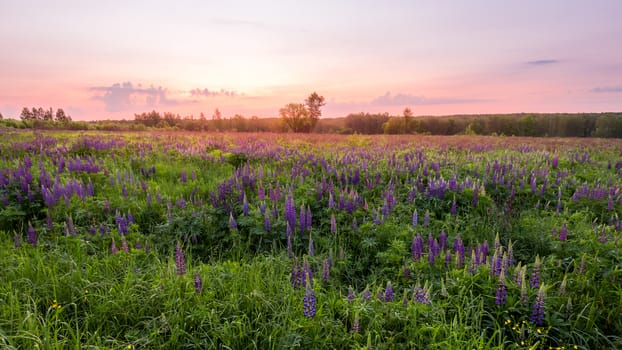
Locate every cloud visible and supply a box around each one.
[370,92,484,106]
[525,59,560,66]
[189,88,240,98]
[91,82,179,112]
[591,85,622,93]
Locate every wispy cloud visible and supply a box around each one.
[370,92,485,106]
[591,85,622,93]
[91,82,178,112]
[189,88,240,98]
[525,59,560,66]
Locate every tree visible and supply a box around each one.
[280,103,311,133]
[0,112,3,120]
[20,107,34,120]
[403,107,413,134]
[281,92,325,133]
[304,92,325,132]
[55,108,72,123]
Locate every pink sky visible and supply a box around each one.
[1,1,621,121]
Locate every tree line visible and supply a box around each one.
[1,104,621,138]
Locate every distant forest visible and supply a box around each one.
[1,109,621,138]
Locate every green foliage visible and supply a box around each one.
[1,131,621,348]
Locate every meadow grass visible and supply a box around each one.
[0,130,621,349]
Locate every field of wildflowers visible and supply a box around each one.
[0,130,621,349]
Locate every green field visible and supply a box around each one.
[1,130,621,349]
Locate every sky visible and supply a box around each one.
[1,0,621,121]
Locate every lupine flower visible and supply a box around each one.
[303,283,316,318]
[175,242,186,275]
[363,288,371,301]
[330,213,337,233]
[347,287,355,303]
[229,213,238,230]
[27,223,37,247]
[453,236,465,267]
[439,230,447,251]
[121,238,129,253]
[450,197,457,216]
[423,210,430,226]
[403,263,411,279]
[111,238,118,254]
[351,311,360,333]
[302,258,313,287]
[384,281,394,302]
[495,271,507,306]
[412,209,418,227]
[299,204,306,232]
[321,259,330,282]
[530,255,541,289]
[577,255,586,274]
[291,257,301,289]
[194,272,203,293]
[531,284,546,326]
[412,234,424,261]
[413,283,431,304]
[242,193,249,216]
[264,211,271,232]
[559,224,568,241]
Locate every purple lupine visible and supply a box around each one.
[413,284,430,304]
[284,194,297,232]
[321,259,330,282]
[423,210,430,226]
[264,211,271,232]
[229,213,238,231]
[472,186,479,207]
[348,287,355,303]
[439,230,447,251]
[194,272,203,293]
[495,271,507,306]
[242,193,249,216]
[330,213,337,234]
[444,250,452,266]
[453,236,465,267]
[559,224,568,241]
[291,257,301,289]
[403,263,411,279]
[352,217,358,231]
[180,171,187,183]
[22,222,36,248]
[121,238,129,253]
[175,242,186,275]
[412,209,418,227]
[299,204,306,232]
[303,284,316,318]
[111,238,118,254]
[412,234,424,261]
[351,312,360,333]
[450,197,457,216]
[531,284,546,326]
[530,256,541,289]
[363,288,371,301]
[302,258,313,287]
[384,282,394,302]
